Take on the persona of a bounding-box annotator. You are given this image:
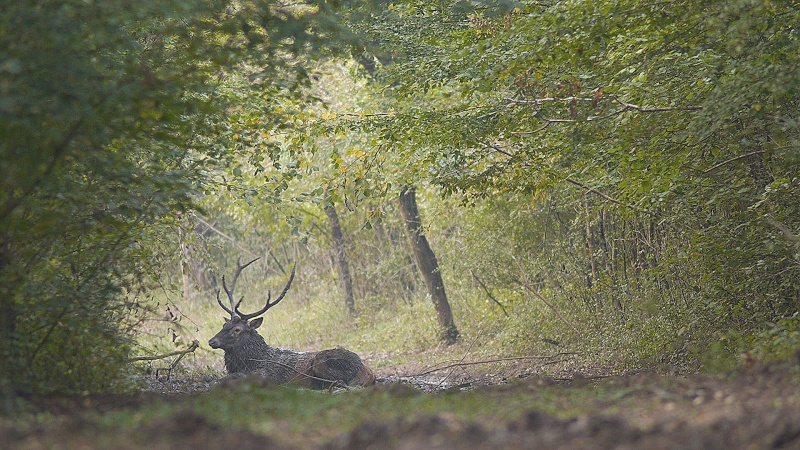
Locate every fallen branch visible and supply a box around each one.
[415,353,579,377]
[128,339,200,362]
[552,374,615,382]
[436,329,484,389]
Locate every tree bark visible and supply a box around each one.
[398,186,459,344]
[325,200,356,315]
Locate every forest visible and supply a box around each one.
[1,0,799,448]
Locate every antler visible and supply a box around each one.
[216,257,261,319]
[214,259,297,321]
[236,263,296,321]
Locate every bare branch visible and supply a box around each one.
[471,270,509,317]
[128,340,200,362]
[414,353,578,377]
[511,121,552,136]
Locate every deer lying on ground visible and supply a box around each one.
[208,258,375,389]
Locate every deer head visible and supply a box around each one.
[208,258,296,350]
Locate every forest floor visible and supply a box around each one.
[3,353,800,449]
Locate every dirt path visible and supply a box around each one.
[3,363,800,449]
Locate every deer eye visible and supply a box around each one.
[232,327,242,335]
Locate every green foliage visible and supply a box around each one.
[335,0,800,368]
[6,0,797,404]
[0,0,362,402]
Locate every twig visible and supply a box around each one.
[471,270,509,317]
[415,353,578,377]
[129,339,200,362]
[511,121,552,136]
[514,259,581,337]
[565,177,641,212]
[436,330,483,389]
[486,147,639,216]
[506,96,598,105]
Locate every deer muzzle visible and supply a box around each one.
[208,337,221,349]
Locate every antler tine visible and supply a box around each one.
[237,263,296,321]
[216,289,235,317]
[223,257,260,299]
[218,257,261,319]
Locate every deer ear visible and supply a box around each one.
[248,317,263,329]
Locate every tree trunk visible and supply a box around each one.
[398,186,459,344]
[325,200,356,315]
[0,234,19,402]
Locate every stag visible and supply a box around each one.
[208,258,375,389]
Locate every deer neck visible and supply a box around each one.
[223,331,274,374]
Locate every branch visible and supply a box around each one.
[514,259,580,336]
[765,216,800,245]
[506,96,598,105]
[511,121,552,136]
[506,95,702,127]
[611,97,703,113]
[701,150,765,175]
[249,358,347,389]
[565,177,641,212]
[506,96,703,113]
[0,116,86,221]
[192,212,260,257]
[128,339,199,362]
[485,146,644,214]
[471,270,509,317]
[435,329,483,388]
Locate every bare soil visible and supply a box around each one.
[3,361,800,449]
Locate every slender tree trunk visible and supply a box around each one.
[398,186,459,344]
[584,196,599,294]
[325,200,356,315]
[180,242,193,303]
[0,234,19,403]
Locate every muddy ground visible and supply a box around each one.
[3,360,800,449]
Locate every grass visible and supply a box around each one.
[4,375,660,448]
